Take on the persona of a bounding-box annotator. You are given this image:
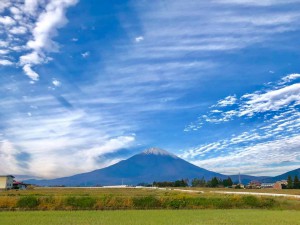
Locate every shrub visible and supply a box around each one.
[132,196,161,209]
[65,196,96,209]
[242,195,260,207]
[260,198,276,208]
[17,196,39,209]
[165,198,187,209]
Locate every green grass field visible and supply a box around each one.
[0,210,299,225]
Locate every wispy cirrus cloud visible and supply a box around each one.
[187,135,300,176]
[128,0,300,62]
[214,0,300,6]
[185,73,300,131]
[0,93,136,178]
[182,74,300,175]
[0,0,78,80]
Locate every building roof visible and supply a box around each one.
[0,175,15,178]
[13,181,23,185]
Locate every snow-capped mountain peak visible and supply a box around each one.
[141,147,178,158]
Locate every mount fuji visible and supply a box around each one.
[25,148,227,186]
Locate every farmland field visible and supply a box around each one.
[0,210,300,225]
[0,187,299,210]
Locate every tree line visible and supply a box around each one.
[151,177,234,188]
[153,179,189,187]
[287,175,300,189]
[191,177,233,188]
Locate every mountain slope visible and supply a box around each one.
[262,168,300,183]
[229,175,270,184]
[25,148,226,186]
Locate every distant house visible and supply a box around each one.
[247,180,262,189]
[0,175,15,190]
[273,180,287,189]
[13,181,28,190]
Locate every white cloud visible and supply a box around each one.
[128,0,300,63]
[135,36,144,42]
[81,51,90,58]
[0,95,137,178]
[214,95,237,107]
[214,0,300,6]
[0,49,9,55]
[24,0,41,15]
[22,64,39,80]
[281,73,300,83]
[20,51,45,65]
[18,0,77,80]
[52,79,61,87]
[0,134,135,178]
[182,74,300,175]
[0,59,13,66]
[0,140,23,175]
[239,83,300,117]
[0,0,78,80]
[9,6,22,15]
[10,26,27,35]
[0,41,9,48]
[0,0,11,13]
[190,135,300,176]
[186,74,300,131]
[27,1,76,51]
[0,16,16,26]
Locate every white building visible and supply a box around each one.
[261,183,275,189]
[0,175,15,190]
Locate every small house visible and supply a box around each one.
[273,180,288,189]
[13,181,28,190]
[247,180,262,189]
[0,175,15,190]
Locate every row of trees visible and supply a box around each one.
[191,177,233,188]
[153,179,189,187]
[148,175,300,189]
[287,175,300,189]
[152,177,234,188]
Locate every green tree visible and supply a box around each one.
[223,177,233,187]
[287,175,293,189]
[191,177,206,187]
[294,175,300,189]
[191,178,200,187]
[211,177,219,188]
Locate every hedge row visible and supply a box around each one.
[0,195,280,210]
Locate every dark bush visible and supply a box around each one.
[132,196,161,208]
[165,198,187,209]
[17,196,39,209]
[65,196,96,209]
[242,195,260,207]
[260,198,276,208]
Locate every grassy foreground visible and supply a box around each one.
[0,210,299,225]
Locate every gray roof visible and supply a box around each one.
[0,175,15,178]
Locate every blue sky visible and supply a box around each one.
[1,0,300,178]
